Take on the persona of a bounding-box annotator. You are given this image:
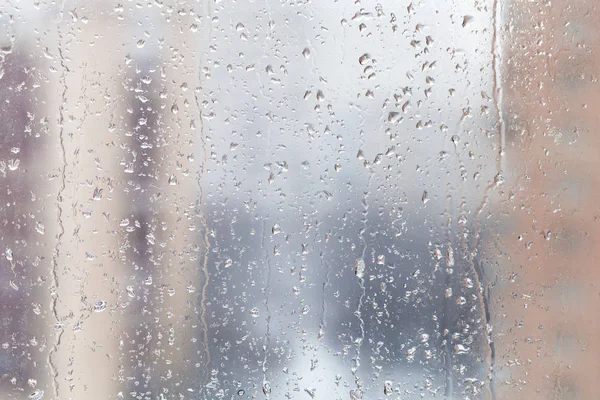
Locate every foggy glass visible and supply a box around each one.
[0,0,597,399]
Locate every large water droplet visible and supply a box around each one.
[354,258,365,279]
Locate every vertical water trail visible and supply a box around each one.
[48,23,70,399]
[195,0,213,386]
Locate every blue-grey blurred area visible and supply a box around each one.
[2,0,599,399]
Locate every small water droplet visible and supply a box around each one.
[494,172,505,186]
[462,15,474,27]
[92,188,103,201]
[350,388,363,400]
[262,380,271,395]
[93,300,106,312]
[272,223,281,235]
[29,389,44,400]
[383,380,393,396]
[302,47,311,59]
[8,159,20,171]
[454,344,469,354]
[359,53,371,65]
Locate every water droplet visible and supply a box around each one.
[462,15,474,27]
[494,172,505,186]
[237,389,245,396]
[350,388,363,400]
[250,307,260,318]
[93,300,106,312]
[446,246,455,267]
[354,258,365,279]
[359,53,371,65]
[302,47,311,59]
[387,112,401,123]
[29,389,44,400]
[8,159,20,171]
[136,39,145,48]
[271,224,281,235]
[92,188,103,201]
[383,380,393,395]
[318,327,325,339]
[262,380,271,395]
[171,103,179,114]
[454,344,469,354]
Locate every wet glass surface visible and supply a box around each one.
[0,0,598,399]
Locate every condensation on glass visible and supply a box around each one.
[0,0,598,399]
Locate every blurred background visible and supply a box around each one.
[0,0,598,399]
